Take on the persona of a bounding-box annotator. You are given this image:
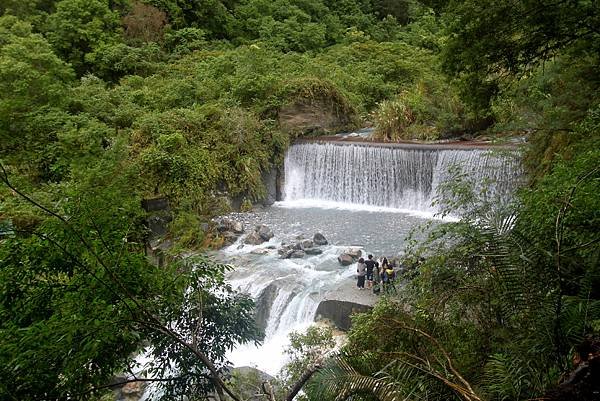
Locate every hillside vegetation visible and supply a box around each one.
[0,1,599,401]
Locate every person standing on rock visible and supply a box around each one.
[372,261,381,294]
[356,257,366,290]
[380,257,390,292]
[364,254,376,289]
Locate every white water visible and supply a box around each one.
[223,237,354,375]
[224,142,522,377]
[284,142,521,213]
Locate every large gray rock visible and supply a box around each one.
[215,218,244,234]
[315,300,372,331]
[231,221,244,234]
[313,232,328,246]
[244,231,265,245]
[255,284,279,332]
[278,97,354,135]
[278,245,295,259]
[215,218,229,233]
[147,213,172,237]
[222,231,239,246]
[305,248,323,255]
[147,238,172,268]
[301,239,314,249]
[251,249,269,255]
[279,239,315,258]
[338,253,354,266]
[261,168,279,207]
[257,225,274,241]
[346,248,362,259]
[290,250,306,259]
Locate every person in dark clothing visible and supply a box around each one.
[372,261,381,294]
[364,254,376,289]
[356,257,366,289]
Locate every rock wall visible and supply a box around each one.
[254,284,279,333]
[278,99,354,136]
[315,300,372,331]
[142,197,172,268]
[261,167,280,206]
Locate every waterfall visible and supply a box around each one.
[283,142,521,213]
[223,140,522,377]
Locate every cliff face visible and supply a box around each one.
[315,300,372,331]
[315,278,380,331]
[278,98,354,136]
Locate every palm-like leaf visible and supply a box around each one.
[307,356,407,401]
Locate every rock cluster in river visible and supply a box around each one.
[244,224,274,245]
[338,248,362,266]
[278,233,328,259]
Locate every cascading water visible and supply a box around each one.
[224,240,348,375]
[224,141,521,377]
[283,142,521,214]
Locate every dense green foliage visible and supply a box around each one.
[0,159,261,400]
[305,136,599,401]
[297,0,600,396]
[1,0,599,400]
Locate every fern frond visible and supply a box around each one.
[307,356,406,401]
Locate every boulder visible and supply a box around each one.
[244,232,265,245]
[301,239,314,249]
[338,253,354,266]
[260,167,279,207]
[254,284,278,334]
[313,232,328,246]
[149,238,172,253]
[305,248,323,255]
[147,238,173,268]
[278,97,354,136]
[315,300,372,331]
[251,249,269,255]
[222,231,239,246]
[290,250,306,259]
[215,218,229,233]
[278,245,295,259]
[346,248,362,259]
[215,218,244,234]
[147,214,172,237]
[257,225,274,241]
[231,221,244,234]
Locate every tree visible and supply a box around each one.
[146,0,237,38]
[277,326,336,401]
[45,0,122,74]
[302,147,600,401]
[0,156,262,401]
[0,16,74,178]
[441,0,600,113]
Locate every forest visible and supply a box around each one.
[0,0,599,400]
